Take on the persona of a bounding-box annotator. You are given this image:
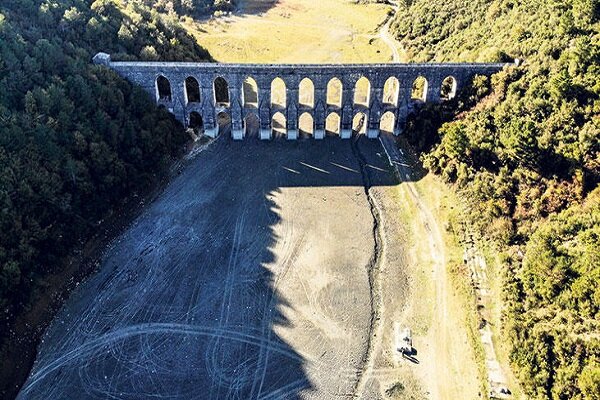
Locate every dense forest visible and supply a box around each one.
[140,0,237,17]
[391,0,599,398]
[0,0,210,389]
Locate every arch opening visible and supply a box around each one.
[441,76,458,101]
[243,112,260,138]
[383,77,400,107]
[272,112,286,139]
[353,76,371,108]
[379,111,395,135]
[325,112,341,136]
[299,78,315,109]
[327,78,343,108]
[242,77,259,109]
[352,112,368,136]
[271,77,286,109]
[299,112,314,138]
[213,76,230,107]
[189,112,204,135]
[216,111,231,137]
[156,75,172,102]
[411,76,428,102]
[185,76,200,104]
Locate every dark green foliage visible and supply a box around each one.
[509,191,600,400]
[0,0,209,343]
[392,0,599,398]
[139,0,237,17]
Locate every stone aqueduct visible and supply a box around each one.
[93,53,507,140]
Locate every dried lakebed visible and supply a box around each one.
[18,137,416,399]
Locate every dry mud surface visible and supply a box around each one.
[17,137,421,399]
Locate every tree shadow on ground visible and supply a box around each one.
[236,0,281,16]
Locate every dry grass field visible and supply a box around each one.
[184,0,396,63]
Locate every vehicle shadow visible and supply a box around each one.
[402,348,420,365]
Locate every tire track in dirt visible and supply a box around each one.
[20,323,315,397]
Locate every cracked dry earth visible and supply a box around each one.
[18,137,417,400]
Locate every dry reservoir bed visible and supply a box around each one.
[18,137,423,399]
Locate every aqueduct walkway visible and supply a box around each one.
[93,53,508,140]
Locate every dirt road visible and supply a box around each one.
[378,1,402,62]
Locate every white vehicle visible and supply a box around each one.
[394,323,413,356]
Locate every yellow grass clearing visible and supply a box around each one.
[184,0,394,63]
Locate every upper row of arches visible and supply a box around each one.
[155,75,458,108]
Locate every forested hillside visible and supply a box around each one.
[139,0,237,17]
[391,0,600,398]
[0,0,210,393]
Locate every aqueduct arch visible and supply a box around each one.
[242,77,259,109]
[271,77,287,109]
[156,75,172,102]
[383,77,400,107]
[213,76,230,106]
[272,112,286,139]
[411,76,428,102]
[380,111,395,135]
[299,78,315,109]
[327,78,343,108]
[299,112,314,138]
[189,111,203,134]
[94,53,508,141]
[353,76,371,108]
[184,76,201,104]
[441,76,458,100]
